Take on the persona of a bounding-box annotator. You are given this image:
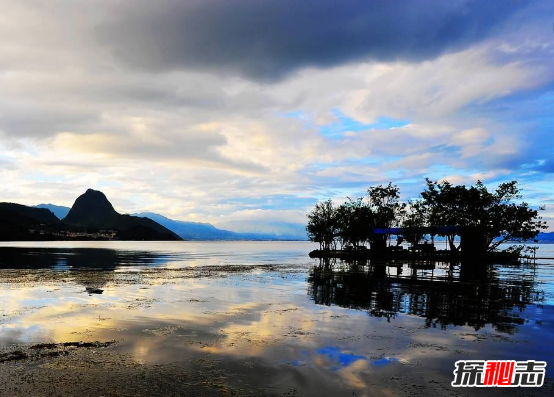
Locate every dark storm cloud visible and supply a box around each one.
[95,0,528,81]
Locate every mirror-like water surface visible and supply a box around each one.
[0,241,553,396]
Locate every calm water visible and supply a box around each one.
[0,241,553,396]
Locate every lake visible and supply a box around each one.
[0,241,553,396]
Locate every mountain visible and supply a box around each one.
[134,212,308,241]
[133,212,239,240]
[215,220,308,240]
[0,203,60,240]
[35,204,70,220]
[0,203,59,224]
[64,189,181,241]
[2,190,307,241]
[64,189,119,227]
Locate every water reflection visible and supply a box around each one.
[0,247,178,270]
[309,258,544,332]
[0,243,552,396]
[0,247,181,293]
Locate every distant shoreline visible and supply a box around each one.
[0,238,311,243]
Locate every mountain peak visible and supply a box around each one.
[62,190,181,240]
[64,189,118,226]
[84,188,108,197]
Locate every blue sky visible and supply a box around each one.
[0,0,553,233]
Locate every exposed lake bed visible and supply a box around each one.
[0,241,553,396]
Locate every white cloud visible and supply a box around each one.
[0,1,553,230]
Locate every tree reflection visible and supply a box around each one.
[308,258,544,333]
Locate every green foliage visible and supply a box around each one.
[401,200,427,247]
[307,179,547,253]
[367,183,406,229]
[336,197,373,248]
[421,179,547,251]
[306,199,337,250]
[307,183,404,250]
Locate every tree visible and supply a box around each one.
[470,181,547,252]
[306,199,337,250]
[307,179,547,254]
[420,179,468,251]
[401,200,427,248]
[336,197,372,249]
[420,179,547,252]
[366,183,405,250]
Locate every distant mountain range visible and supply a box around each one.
[1,189,180,241]
[132,212,307,241]
[29,201,554,243]
[35,203,70,220]
[215,220,308,240]
[32,197,309,241]
[132,212,239,240]
[3,193,552,242]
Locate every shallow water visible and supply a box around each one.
[0,241,553,396]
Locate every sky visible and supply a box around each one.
[0,0,553,234]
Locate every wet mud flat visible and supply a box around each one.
[1,243,553,396]
[0,342,240,397]
[1,328,553,397]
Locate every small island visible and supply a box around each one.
[307,179,547,262]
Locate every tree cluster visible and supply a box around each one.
[306,179,547,253]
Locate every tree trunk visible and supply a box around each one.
[448,235,460,252]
